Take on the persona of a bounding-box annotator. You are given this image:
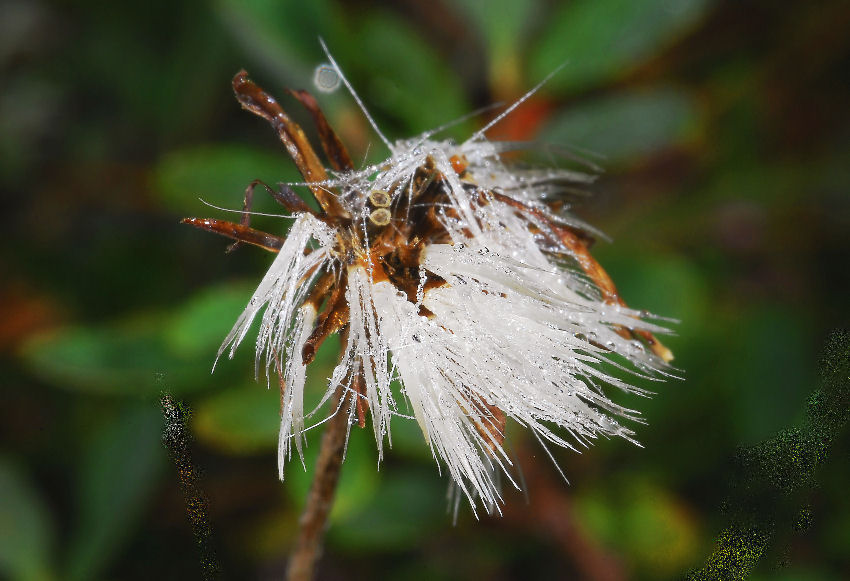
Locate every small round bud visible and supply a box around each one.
[449,154,468,174]
[369,207,392,226]
[368,190,392,207]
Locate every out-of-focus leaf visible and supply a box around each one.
[356,13,469,135]
[596,250,708,335]
[20,318,213,396]
[621,487,700,575]
[194,333,341,454]
[330,468,444,550]
[69,1,233,141]
[66,405,164,581]
[193,383,280,454]
[154,144,299,213]
[18,280,271,397]
[455,0,539,83]
[0,458,54,581]
[725,306,812,443]
[531,0,714,92]
[385,406,432,461]
[701,157,847,206]
[214,0,344,85]
[164,282,254,358]
[194,318,340,454]
[576,478,700,577]
[541,87,699,164]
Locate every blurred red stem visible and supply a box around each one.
[501,447,626,581]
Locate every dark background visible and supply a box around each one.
[2,0,849,579]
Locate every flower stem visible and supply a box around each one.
[286,387,349,581]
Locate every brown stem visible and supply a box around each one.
[286,386,350,581]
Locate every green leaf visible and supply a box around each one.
[531,0,714,92]
[455,0,539,64]
[154,144,300,213]
[20,317,215,397]
[330,468,444,550]
[541,87,699,164]
[164,282,255,359]
[725,306,813,443]
[193,383,280,454]
[596,250,708,334]
[356,12,469,135]
[0,458,55,581]
[214,0,344,83]
[193,334,342,454]
[575,478,701,577]
[18,280,269,397]
[386,408,432,461]
[66,405,164,581]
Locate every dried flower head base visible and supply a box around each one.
[183,64,675,514]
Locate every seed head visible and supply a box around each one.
[185,59,676,513]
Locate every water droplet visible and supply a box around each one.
[628,341,644,355]
[313,64,341,93]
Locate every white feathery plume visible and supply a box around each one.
[208,66,677,513]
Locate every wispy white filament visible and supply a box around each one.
[278,304,316,475]
[217,213,334,375]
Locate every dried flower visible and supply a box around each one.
[184,53,675,512]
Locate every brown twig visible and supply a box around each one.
[286,386,350,581]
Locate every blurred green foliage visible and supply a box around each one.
[0,458,54,581]
[531,0,713,91]
[2,0,849,579]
